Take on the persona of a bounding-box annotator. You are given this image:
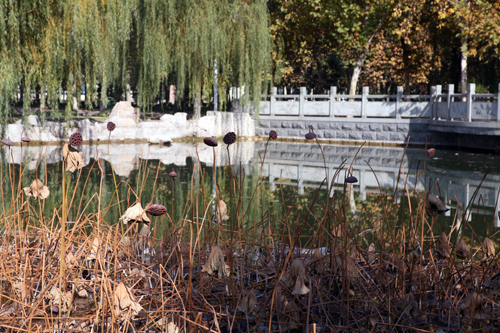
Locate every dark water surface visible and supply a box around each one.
[2,140,499,245]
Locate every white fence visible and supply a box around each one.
[258,83,500,122]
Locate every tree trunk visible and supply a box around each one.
[72,82,79,111]
[40,84,46,110]
[349,48,368,96]
[461,41,467,95]
[401,37,411,94]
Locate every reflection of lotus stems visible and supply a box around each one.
[108,132,122,217]
[171,178,175,224]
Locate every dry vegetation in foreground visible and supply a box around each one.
[0,132,500,332]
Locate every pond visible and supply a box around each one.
[2,139,499,246]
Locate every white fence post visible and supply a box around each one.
[497,83,500,121]
[430,86,436,119]
[299,87,306,119]
[436,85,442,119]
[467,83,475,122]
[361,86,369,118]
[270,87,277,116]
[396,86,403,119]
[447,84,454,120]
[329,86,336,118]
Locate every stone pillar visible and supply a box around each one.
[447,84,454,120]
[436,85,442,119]
[361,86,369,118]
[430,86,437,119]
[270,87,277,117]
[329,86,336,118]
[466,83,475,122]
[497,83,500,121]
[396,86,403,119]
[299,87,306,119]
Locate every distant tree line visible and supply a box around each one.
[1,0,498,133]
[269,0,500,95]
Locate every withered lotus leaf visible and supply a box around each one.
[482,237,495,261]
[237,289,257,313]
[23,179,50,199]
[425,192,449,217]
[216,200,229,223]
[484,269,500,296]
[114,282,143,318]
[460,292,486,319]
[120,202,151,224]
[456,239,470,259]
[63,143,86,173]
[284,259,310,295]
[435,232,451,259]
[201,245,230,279]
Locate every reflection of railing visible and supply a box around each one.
[258,84,500,122]
[258,143,500,227]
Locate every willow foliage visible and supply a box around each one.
[0,0,270,133]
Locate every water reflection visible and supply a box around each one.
[2,141,499,239]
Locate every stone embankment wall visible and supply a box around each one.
[255,117,500,149]
[4,102,255,144]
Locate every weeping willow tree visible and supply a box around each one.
[0,0,270,135]
[137,0,271,118]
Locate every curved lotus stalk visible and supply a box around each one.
[456,239,470,259]
[284,259,310,295]
[216,200,229,223]
[425,192,449,217]
[482,237,495,261]
[201,245,230,279]
[62,143,86,173]
[435,232,451,259]
[119,202,151,225]
[23,179,50,199]
[237,289,257,313]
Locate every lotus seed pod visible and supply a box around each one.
[1,138,13,146]
[269,130,278,139]
[223,132,237,145]
[305,132,316,140]
[204,137,218,147]
[146,204,167,216]
[69,132,83,147]
[107,122,116,132]
[345,176,358,183]
[21,137,31,143]
[427,148,436,157]
[169,170,178,177]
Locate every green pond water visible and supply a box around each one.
[2,141,499,247]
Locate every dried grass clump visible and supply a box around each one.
[201,245,230,279]
[120,202,151,224]
[23,179,50,199]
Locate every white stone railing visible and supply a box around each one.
[258,83,500,122]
